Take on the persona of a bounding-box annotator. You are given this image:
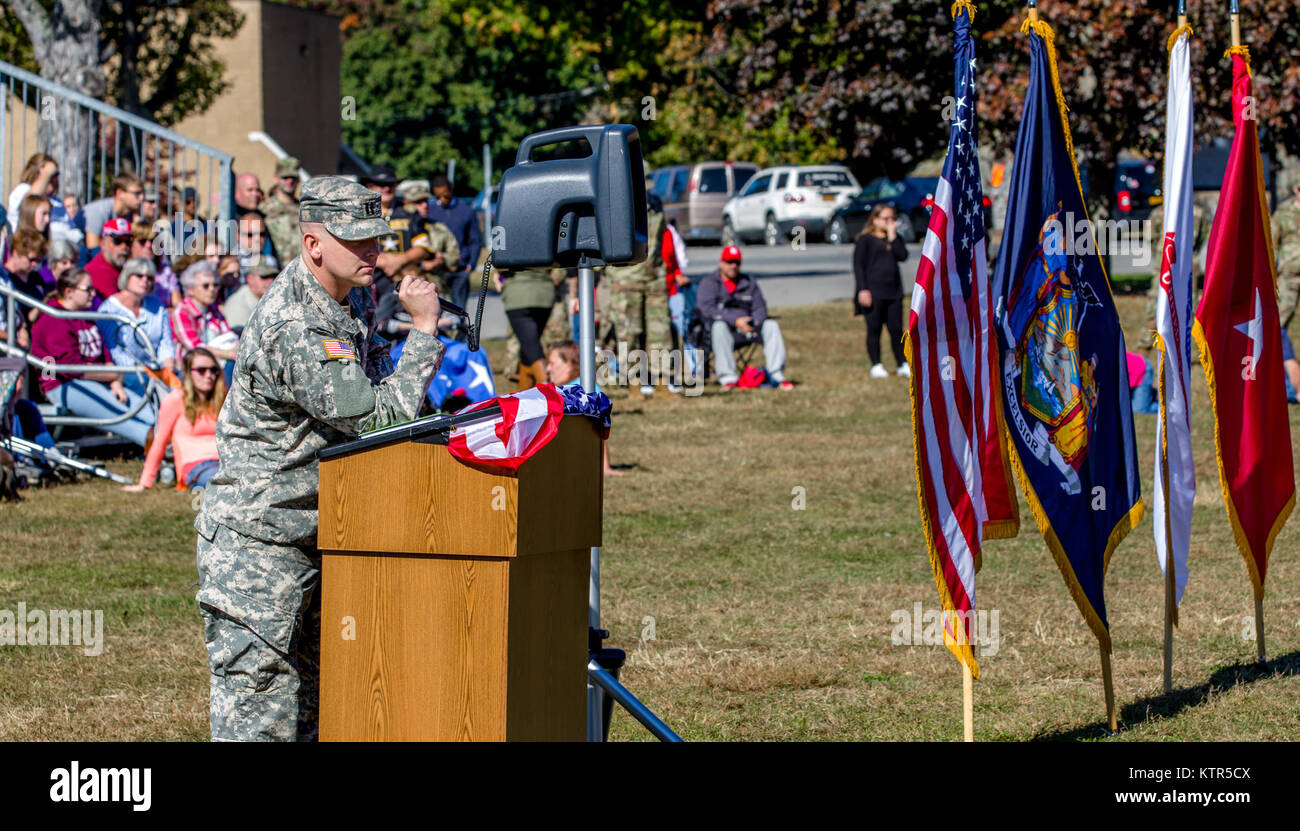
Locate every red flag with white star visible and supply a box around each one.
[1193,49,1295,598]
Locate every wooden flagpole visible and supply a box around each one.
[962,661,974,742]
[1255,595,1267,661]
[1101,647,1118,732]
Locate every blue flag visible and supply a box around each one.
[991,20,1145,653]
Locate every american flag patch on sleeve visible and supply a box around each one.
[322,339,357,360]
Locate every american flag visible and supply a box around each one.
[905,3,1018,679]
[447,384,612,471]
[322,339,357,360]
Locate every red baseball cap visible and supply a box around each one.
[721,245,742,263]
[101,217,132,238]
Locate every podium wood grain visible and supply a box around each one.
[319,415,602,557]
[317,417,601,741]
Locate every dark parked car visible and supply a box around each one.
[1113,159,1162,221]
[826,177,992,244]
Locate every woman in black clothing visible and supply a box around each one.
[853,204,910,378]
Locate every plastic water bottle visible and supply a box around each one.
[159,465,176,485]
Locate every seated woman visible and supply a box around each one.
[124,348,223,492]
[97,257,177,396]
[39,238,79,308]
[30,269,155,447]
[128,223,181,308]
[545,339,620,476]
[171,260,237,383]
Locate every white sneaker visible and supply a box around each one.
[640,385,655,396]
[896,363,911,378]
[870,364,889,379]
[667,384,683,394]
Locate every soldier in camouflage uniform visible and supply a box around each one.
[263,156,302,264]
[397,181,460,294]
[1271,185,1300,333]
[1139,195,1212,349]
[195,177,445,741]
[601,165,671,394]
[501,268,571,377]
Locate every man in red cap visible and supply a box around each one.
[86,218,134,302]
[696,245,792,390]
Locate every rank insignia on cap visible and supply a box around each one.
[322,339,358,360]
[361,200,381,218]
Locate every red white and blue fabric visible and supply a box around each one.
[905,5,1018,679]
[447,383,611,470]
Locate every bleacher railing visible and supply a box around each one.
[0,58,233,248]
[1,283,162,428]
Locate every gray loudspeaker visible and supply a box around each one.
[491,124,648,269]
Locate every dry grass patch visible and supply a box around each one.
[1,295,1298,741]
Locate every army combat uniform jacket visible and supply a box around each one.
[197,255,444,548]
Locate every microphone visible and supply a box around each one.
[439,298,469,319]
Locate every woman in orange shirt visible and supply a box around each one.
[123,347,225,492]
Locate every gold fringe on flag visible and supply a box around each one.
[1167,23,1193,53]
[951,1,977,21]
[1223,43,1251,70]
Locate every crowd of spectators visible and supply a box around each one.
[0,152,496,491]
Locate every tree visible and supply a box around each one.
[4,0,107,200]
[100,0,244,126]
[694,0,1023,182]
[2,1,243,198]
[980,0,1300,213]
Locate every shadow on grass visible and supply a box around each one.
[1030,650,1300,742]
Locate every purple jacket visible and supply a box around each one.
[696,268,768,327]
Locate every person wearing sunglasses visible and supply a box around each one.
[124,347,224,492]
[97,257,177,396]
[221,256,277,332]
[171,260,237,373]
[30,268,155,447]
[82,172,144,250]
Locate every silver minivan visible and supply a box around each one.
[650,161,759,242]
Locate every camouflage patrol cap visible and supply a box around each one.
[275,156,301,178]
[299,176,390,241]
[248,254,280,277]
[397,179,431,202]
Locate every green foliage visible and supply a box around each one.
[1,0,242,127]
[100,0,245,126]
[0,4,38,73]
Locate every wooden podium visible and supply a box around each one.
[316,415,602,741]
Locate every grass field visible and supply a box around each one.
[1,294,1298,741]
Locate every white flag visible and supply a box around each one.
[1154,30,1196,608]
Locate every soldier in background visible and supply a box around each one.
[499,267,572,382]
[264,157,301,263]
[1139,193,1212,349]
[195,177,445,741]
[1271,184,1300,333]
[397,180,460,291]
[601,163,672,395]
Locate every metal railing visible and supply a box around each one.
[0,58,233,251]
[1,283,163,428]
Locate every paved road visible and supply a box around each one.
[471,238,1153,340]
[473,242,917,340]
